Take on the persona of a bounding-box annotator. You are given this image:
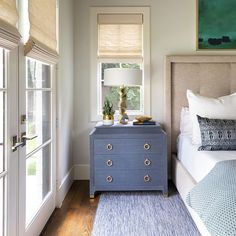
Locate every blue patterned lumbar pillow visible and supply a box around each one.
[197,115,236,151]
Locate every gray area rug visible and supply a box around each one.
[91,190,201,236]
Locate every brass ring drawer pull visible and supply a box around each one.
[144,175,151,182]
[144,159,151,166]
[106,160,113,167]
[106,144,113,151]
[144,143,151,150]
[106,176,113,183]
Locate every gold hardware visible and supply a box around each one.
[144,143,151,150]
[106,144,113,151]
[21,114,27,124]
[144,175,150,182]
[144,159,151,166]
[106,160,113,167]
[106,176,113,183]
[12,135,24,152]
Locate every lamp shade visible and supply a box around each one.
[104,68,142,86]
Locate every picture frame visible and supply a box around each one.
[197,0,236,50]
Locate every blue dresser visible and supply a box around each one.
[89,122,168,198]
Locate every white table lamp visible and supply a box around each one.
[104,68,142,124]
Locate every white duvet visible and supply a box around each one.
[177,134,236,183]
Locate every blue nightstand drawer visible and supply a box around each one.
[94,154,164,170]
[94,138,163,154]
[94,170,164,188]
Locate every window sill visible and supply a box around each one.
[91,112,145,123]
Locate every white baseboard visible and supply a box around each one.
[57,167,74,207]
[56,164,89,207]
[74,164,90,180]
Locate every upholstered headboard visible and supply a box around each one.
[164,55,236,173]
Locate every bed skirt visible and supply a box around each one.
[171,154,211,236]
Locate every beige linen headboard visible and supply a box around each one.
[164,55,236,173]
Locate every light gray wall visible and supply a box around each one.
[57,0,74,185]
[73,0,236,179]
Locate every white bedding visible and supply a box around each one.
[177,134,236,183]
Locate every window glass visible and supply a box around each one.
[0,48,4,88]
[26,59,51,154]
[0,92,5,173]
[0,178,4,236]
[27,60,51,89]
[26,144,51,225]
[26,91,51,154]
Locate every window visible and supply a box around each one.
[90,7,150,121]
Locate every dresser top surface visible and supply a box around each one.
[90,121,164,136]
[95,121,161,129]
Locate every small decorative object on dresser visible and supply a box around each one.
[133,115,156,125]
[102,98,115,126]
[89,122,168,198]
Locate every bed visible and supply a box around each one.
[164,55,236,236]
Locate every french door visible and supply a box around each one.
[18,56,56,236]
[0,47,10,236]
[0,45,56,236]
[0,47,19,236]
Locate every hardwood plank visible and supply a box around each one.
[40,180,99,236]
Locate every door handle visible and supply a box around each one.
[21,134,38,140]
[12,142,24,151]
[21,132,38,146]
[12,135,24,152]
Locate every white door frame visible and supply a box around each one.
[7,47,19,236]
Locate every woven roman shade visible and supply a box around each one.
[25,0,58,64]
[98,14,143,59]
[0,0,21,50]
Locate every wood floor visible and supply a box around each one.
[40,180,99,236]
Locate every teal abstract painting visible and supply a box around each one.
[198,0,236,49]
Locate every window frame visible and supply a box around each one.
[90,7,150,121]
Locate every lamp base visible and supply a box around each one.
[118,86,129,124]
[119,113,129,124]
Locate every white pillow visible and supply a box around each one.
[187,90,236,145]
[180,107,192,135]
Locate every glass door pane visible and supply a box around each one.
[0,92,5,173]
[25,58,52,227]
[26,145,51,225]
[0,178,4,235]
[26,91,51,154]
[0,48,6,173]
